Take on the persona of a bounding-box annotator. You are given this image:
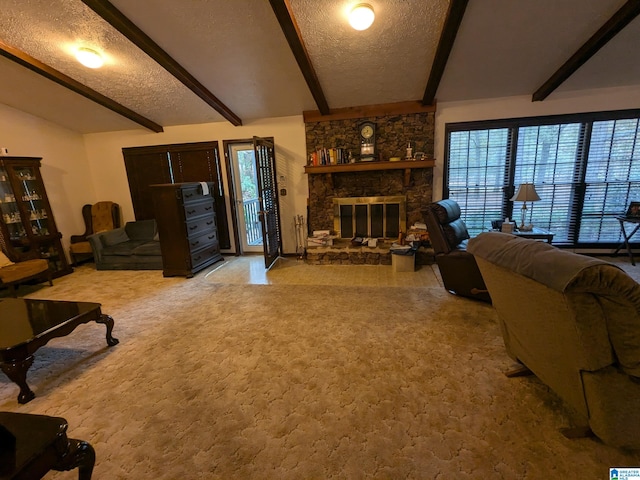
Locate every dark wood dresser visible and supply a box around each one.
[151,182,223,277]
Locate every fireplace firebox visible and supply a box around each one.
[333,196,406,239]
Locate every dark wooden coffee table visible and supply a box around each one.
[0,298,118,404]
[0,412,95,479]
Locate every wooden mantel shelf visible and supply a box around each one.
[304,158,434,174]
[304,159,435,187]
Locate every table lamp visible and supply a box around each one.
[510,183,540,231]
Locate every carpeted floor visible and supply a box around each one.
[1,256,639,479]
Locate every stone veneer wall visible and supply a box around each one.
[308,169,433,233]
[305,112,435,234]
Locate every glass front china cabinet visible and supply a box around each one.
[0,157,71,277]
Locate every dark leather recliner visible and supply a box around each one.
[424,199,491,303]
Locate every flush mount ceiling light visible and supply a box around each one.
[349,3,375,30]
[75,47,104,69]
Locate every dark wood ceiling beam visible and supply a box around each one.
[0,40,164,133]
[533,0,640,102]
[268,0,330,115]
[422,0,469,106]
[81,0,242,126]
[303,100,436,123]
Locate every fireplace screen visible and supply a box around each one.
[333,196,406,239]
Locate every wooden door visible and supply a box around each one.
[123,149,172,221]
[122,142,230,249]
[253,136,282,269]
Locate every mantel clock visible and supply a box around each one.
[359,122,376,161]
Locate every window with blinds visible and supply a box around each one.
[581,119,640,243]
[447,128,511,235]
[513,123,583,244]
[444,109,640,247]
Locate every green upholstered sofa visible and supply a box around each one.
[468,231,640,450]
[88,219,162,270]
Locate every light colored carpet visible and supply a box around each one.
[1,256,639,479]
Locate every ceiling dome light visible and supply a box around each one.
[75,47,104,69]
[349,3,375,31]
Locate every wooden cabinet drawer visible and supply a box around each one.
[184,200,215,220]
[180,183,212,204]
[191,242,220,269]
[187,230,218,252]
[185,215,216,238]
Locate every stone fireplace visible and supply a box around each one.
[307,168,432,236]
[305,110,435,236]
[304,108,435,264]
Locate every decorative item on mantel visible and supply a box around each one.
[359,121,376,162]
[309,148,351,166]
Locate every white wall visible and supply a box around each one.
[4,84,640,259]
[434,85,640,200]
[83,116,308,254]
[0,103,94,254]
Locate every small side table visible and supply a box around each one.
[0,412,95,479]
[511,227,555,244]
[614,216,640,266]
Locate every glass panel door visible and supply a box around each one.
[0,167,26,241]
[253,136,282,269]
[13,165,52,238]
[229,143,263,253]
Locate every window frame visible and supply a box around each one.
[444,108,640,248]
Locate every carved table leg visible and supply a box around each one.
[96,314,119,346]
[1,356,36,404]
[54,438,96,480]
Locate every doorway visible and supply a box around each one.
[227,142,263,253]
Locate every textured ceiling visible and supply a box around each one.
[289,0,449,107]
[108,0,317,121]
[0,0,639,133]
[437,0,631,101]
[1,0,226,126]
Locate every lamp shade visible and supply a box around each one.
[510,183,540,202]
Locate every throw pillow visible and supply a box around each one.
[0,251,14,268]
[101,228,130,247]
[153,232,160,241]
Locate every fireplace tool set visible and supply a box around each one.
[294,214,306,259]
